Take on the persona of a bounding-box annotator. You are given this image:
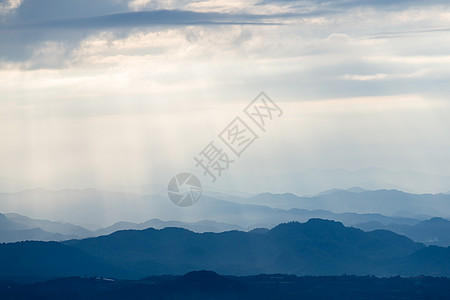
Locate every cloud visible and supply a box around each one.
[340,69,431,81]
[331,0,450,10]
[2,0,450,193]
[0,0,22,16]
[16,10,290,29]
[260,0,450,10]
[129,0,153,11]
[0,9,294,67]
[1,0,446,57]
[8,0,129,21]
[129,0,198,11]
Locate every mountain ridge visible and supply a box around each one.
[2,219,450,280]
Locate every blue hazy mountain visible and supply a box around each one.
[0,212,86,243]
[245,189,450,217]
[2,219,450,281]
[0,213,443,247]
[0,227,72,243]
[211,168,450,195]
[1,188,449,247]
[0,188,438,228]
[2,167,449,198]
[0,241,131,280]
[95,219,244,236]
[0,188,167,226]
[0,213,27,231]
[3,211,447,247]
[1,212,245,242]
[0,212,74,243]
[63,219,448,277]
[4,213,92,238]
[354,217,450,246]
[0,189,432,229]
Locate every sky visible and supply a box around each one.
[1,0,450,195]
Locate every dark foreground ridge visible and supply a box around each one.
[1,271,450,300]
[1,219,450,280]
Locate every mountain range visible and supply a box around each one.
[209,168,450,195]
[0,212,245,243]
[2,188,450,226]
[2,187,450,246]
[0,212,90,243]
[240,189,450,217]
[3,168,449,195]
[354,217,450,247]
[2,219,450,281]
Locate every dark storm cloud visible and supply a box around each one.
[1,0,448,66]
[5,10,293,29]
[6,0,130,21]
[0,8,296,65]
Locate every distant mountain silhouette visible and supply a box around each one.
[2,219,450,280]
[247,189,450,217]
[59,219,445,277]
[355,217,450,246]
[211,167,450,195]
[5,213,92,238]
[0,212,85,243]
[96,219,244,236]
[2,209,448,249]
[1,212,245,242]
[0,213,24,231]
[0,189,168,226]
[0,241,130,279]
[316,186,366,196]
[0,227,71,243]
[3,188,439,236]
[392,245,450,277]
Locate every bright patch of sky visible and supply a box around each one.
[1,0,450,193]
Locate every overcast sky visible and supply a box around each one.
[1,0,450,194]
